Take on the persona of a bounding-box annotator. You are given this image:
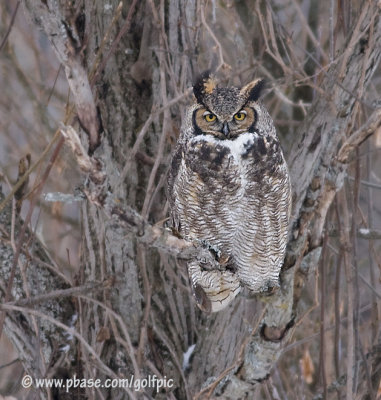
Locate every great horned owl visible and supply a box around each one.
[167,72,291,313]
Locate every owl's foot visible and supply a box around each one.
[218,252,231,267]
[197,240,232,270]
[198,240,221,261]
[170,226,183,239]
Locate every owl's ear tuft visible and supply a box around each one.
[193,70,218,103]
[241,78,266,102]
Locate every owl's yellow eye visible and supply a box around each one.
[234,111,247,121]
[204,113,217,122]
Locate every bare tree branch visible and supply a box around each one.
[23,0,100,152]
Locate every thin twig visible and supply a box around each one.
[0,136,65,340]
[89,2,123,84]
[318,229,328,398]
[337,188,355,400]
[0,1,20,52]
[78,295,140,380]
[0,303,137,399]
[366,141,378,343]
[200,3,226,71]
[0,130,61,214]
[334,199,342,383]
[0,358,20,370]
[46,64,63,106]
[118,88,191,185]
[141,48,170,218]
[289,0,329,63]
[351,149,361,393]
[91,0,139,85]
[136,245,152,368]
[284,302,373,352]
[4,281,111,307]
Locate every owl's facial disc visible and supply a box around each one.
[193,106,256,139]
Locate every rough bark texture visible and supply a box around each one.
[1,0,381,399]
[0,190,76,396]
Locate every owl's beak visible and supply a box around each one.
[221,122,230,137]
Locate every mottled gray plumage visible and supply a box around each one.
[167,73,291,312]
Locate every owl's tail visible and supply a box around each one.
[188,261,241,313]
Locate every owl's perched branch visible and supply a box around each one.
[110,204,221,265]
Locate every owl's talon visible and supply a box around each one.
[170,226,183,239]
[217,253,230,265]
[198,240,221,260]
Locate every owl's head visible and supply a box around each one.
[191,72,265,139]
